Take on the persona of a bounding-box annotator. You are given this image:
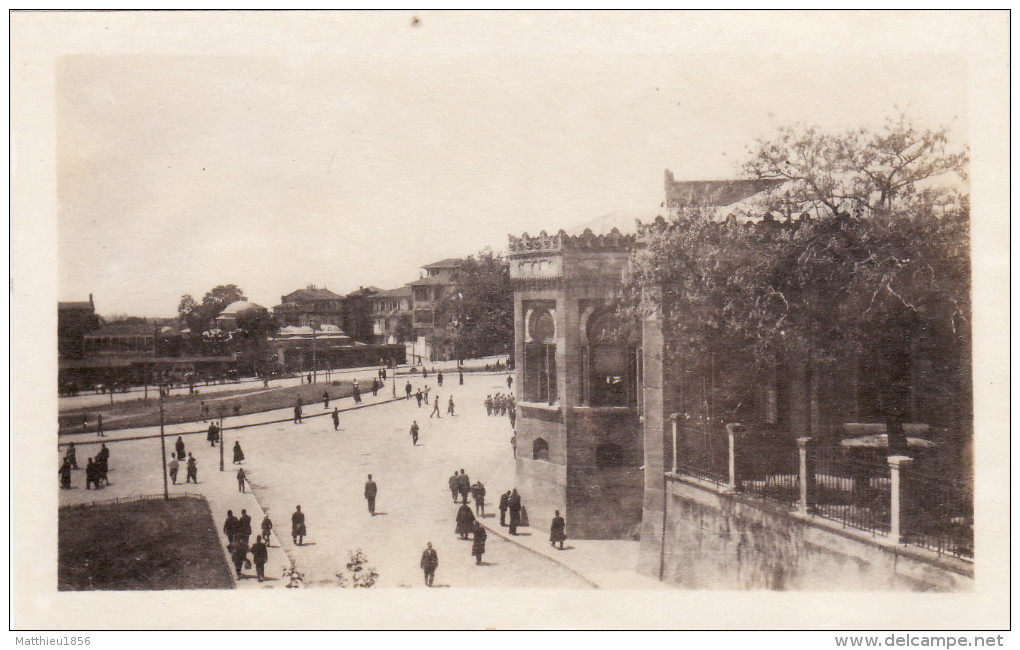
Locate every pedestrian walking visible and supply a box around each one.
[410,420,420,445]
[507,374,513,391]
[372,378,379,396]
[448,471,459,502]
[291,505,306,545]
[405,381,412,399]
[422,367,428,379]
[352,384,362,404]
[168,453,179,485]
[471,481,486,516]
[430,395,441,419]
[485,395,493,416]
[96,444,110,486]
[508,489,522,535]
[424,386,431,404]
[233,440,245,464]
[420,542,438,587]
[231,536,249,579]
[186,453,198,483]
[447,396,455,416]
[472,521,487,564]
[499,491,510,527]
[294,401,303,424]
[364,474,378,515]
[456,503,475,540]
[550,510,567,550]
[175,436,186,462]
[223,510,239,545]
[415,389,423,408]
[260,513,274,546]
[457,469,471,505]
[207,421,219,446]
[332,407,340,431]
[237,509,252,545]
[307,373,313,384]
[509,406,517,430]
[85,458,100,490]
[65,442,78,469]
[251,535,268,582]
[59,459,72,489]
[96,413,104,437]
[236,467,247,493]
[437,371,444,387]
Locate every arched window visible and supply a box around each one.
[533,437,550,461]
[583,311,638,407]
[524,307,557,404]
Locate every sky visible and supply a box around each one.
[52,12,972,318]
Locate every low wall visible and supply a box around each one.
[648,475,972,591]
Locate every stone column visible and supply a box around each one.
[670,413,679,474]
[725,423,744,490]
[888,455,913,544]
[796,437,815,514]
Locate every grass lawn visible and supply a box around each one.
[58,379,369,434]
[59,497,234,590]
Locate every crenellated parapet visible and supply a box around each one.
[509,226,639,257]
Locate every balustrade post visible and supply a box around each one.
[796,437,815,514]
[725,423,744,490]
[888,455,913,544]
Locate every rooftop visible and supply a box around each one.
[422,257,462,270]
[281,287,345,303]
[374,286,413,298]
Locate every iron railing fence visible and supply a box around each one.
[902,469,973,560]
[810,444,891,537]
[675,424,729,485]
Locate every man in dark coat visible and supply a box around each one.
[471,521,487,564]
[437,371,443,386]
[332,407,340,431]
[223,510,239,545]
[498,491,510,526]
[207,421,219,446]
[231,536,249,579]
[550,510,567,549]
[291,505,306,545]
[471,481,486,516]
[175,436,186,462]
[364,474,378,515]
[59,459,72,489]
[293,402,303,424]
[236,467,247,493]
[448,471,459,502]
[420,542,438,587]
[95,444,110,486]
[233,441,245,464]
[186,453,198,483]
[447,396,455,416]
[457,469,470,504]
[410,421,420,445]
[508,489,522,535]
[237,509,252,545]
[251,535,268,582]
[96,413,104,437]
[456,503,475,540]
[85,458,99,490]
[405,381,412,399]
[65,442,78,469]
[415,389,423,408]
[323,391,330,409]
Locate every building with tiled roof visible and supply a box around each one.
[273,285,345,329]
[371,286,413,344]
[410,258,463,361]
[58,294,99,359]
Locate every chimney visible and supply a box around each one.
[89,293,94,307]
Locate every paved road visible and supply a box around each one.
[58,370,591,590]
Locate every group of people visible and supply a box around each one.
[59,442,112,490]
[450,470,489,566]
[484,393,516,422]
[223,508,271,582]
[174,436,199,483]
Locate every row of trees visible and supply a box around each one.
[623,114,970,458]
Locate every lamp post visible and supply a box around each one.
[159,385,169,500]
[219,406,226,472]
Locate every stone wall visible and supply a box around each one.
[647,476,973,591]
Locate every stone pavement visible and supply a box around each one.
[57,362,668,590]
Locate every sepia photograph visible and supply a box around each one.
[10,9,1010,636]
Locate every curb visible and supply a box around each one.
[478,519,601,589]
[57,395,407,447]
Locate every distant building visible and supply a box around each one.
[215,299,266,331]
[273,285,345,329]
[343,286,382,343]
[371,286,413,344]
[409,258,461,361]
[58,294,100,359]
[82,320,156,358]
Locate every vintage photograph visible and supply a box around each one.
[11,10,1010,633]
